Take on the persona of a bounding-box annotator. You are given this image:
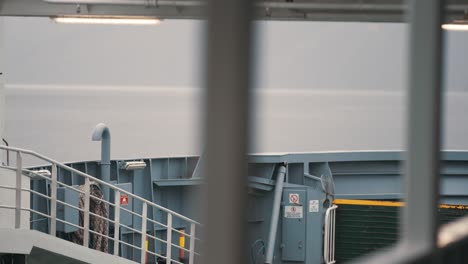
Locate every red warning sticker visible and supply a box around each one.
[120,194,129,206]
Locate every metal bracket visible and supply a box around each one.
[75,4,90,14]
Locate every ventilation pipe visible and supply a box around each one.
[265,164,287,264]
[92,123,111,200]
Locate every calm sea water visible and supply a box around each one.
[4,84,468,165]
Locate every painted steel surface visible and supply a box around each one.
[28,151,468,263]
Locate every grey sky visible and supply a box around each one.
[2,17,468,163]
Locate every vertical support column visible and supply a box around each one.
[114,190,121,256]
[140,202,147,264]
[49,164,57,236]
[265,165,286,263]
[15,151,22,229]
[189,223,196,264]
[166,213,173,263]
[83,177,91,247]
[402,0,444,251]
[203,0,252,263]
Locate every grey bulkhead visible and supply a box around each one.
[247,161,333,264]
[29,155,333,263]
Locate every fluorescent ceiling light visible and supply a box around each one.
[442,24,468,31]
[52,16,161,25]
[442,18,468,31]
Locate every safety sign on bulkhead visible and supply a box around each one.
[309,200,319,212]
[289,193,300,204]
[284,205,303,218]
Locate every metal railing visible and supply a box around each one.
[324,205,338,264]
[0,145,203,264]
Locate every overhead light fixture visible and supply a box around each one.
[30,169,52,177]
[51,16,161,25]
[120,161,147,170]
[442,15,468,31]
[442,23,468,31]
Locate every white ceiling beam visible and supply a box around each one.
[1,0,468,22]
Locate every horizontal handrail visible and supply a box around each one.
[145,249,167,260]
[0,145,203,264]
[146,232,168,244]
[0,145,201,226]
[26,208,52,220]
[0,204,16,210]
[0,184,16,190]
[89,211,115,224]
[119,239,142,251]
[55,217,85,231]
[119,223,143,235]
[55,181,86,194]
[146,217,168,229]
[27,188,54,201]
[56,199,84,212]
[88,228,115,241]
[89,193,115,207]
[119,205,142,217]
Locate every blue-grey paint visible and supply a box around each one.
[281,188,307,262]
[56,185,79,233]
[27,151,468,263]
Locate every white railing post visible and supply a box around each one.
[324,211,329,263]
[49,164,57,236]
[324,205,338,264]
[15,151,22,229]
[83,177,91,247]
[114,190,121,256]
[166,213,173,263]
[140,202,147,264]
[330,210,333,262]
[330,209,335,263]
[189,223,196,264]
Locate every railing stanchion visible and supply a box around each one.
[83,177,91,247]
[0,146,201,264]
[0,145,202,263]
[49,164,57,236]
[15,151,22,229]
[114,190,121,256]
[324,205,337,264]
[140,202,147,264]
[166,213,173,263]
[189,223,196,264]
[331,209,336,262]
[324,211,329,262]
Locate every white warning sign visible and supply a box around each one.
[309,200,319,212]
[284,206,303,218]
[289,193,300,204]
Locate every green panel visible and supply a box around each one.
[335,204,468,263]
